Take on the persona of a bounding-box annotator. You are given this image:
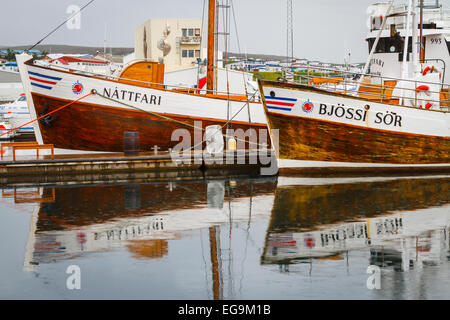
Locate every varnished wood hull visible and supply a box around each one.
[259,80,450,172]
[31,93,266,152]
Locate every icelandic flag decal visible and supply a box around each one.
[264,95,297,111]
[28,71,62,90]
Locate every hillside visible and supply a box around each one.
[0,44,134,56]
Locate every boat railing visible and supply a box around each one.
[32,62,261,102]
[291,65,450,112]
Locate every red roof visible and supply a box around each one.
[51,56,109,65]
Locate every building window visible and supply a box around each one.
[182,29,187,37]
[182,50,188,58]
[189,50,194,58]
[195,28,200,36]
[195,50,200,58]
[188,28,194,36]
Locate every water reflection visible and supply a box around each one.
[6,178,276,269]
[1,175,449,299]
[262,177,450,273]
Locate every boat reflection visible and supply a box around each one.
[262,176,450,272]
[1,175,449,299]
[5,178,276,269]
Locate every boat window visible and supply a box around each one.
[446,40,450,55]
[17,96,26,101]
[367,36,411,54]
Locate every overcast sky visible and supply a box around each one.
[1,0,403,63]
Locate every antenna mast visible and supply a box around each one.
[286,0,293,63]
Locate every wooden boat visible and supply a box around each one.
[259,1,450,174]
[16,0,266,152]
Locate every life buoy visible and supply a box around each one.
[422,65,441,79]
[419,103,433,109]
[416,85,430,94]
[422,66,434,76]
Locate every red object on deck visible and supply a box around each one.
[416,85,429,92]
[422,66,430,76]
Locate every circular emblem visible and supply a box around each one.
[302,99,314,113]
[72,81,84,95]
[304,234,315,248]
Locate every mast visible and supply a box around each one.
[412,0,419,74]
[419,0,424,61]
[207,0,216,93]
[401,0,413,80]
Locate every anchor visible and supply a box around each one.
[39,103,58,127]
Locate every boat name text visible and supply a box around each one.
[319,103,402,127]
[370,58,384,68]
[103,88,162,105]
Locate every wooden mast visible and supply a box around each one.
[207,0,216,93]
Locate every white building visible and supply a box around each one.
[134,18,203,72]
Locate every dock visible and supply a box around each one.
[0,149,276,185]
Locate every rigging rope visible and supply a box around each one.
[28,0,96,51]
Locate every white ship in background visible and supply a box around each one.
[365,1,450,83]
[0,94,33,138]
[0,61,22,102]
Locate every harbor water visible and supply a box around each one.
[0,175,449,300]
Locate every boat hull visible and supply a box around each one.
[258,80,450,173]
[31,92,266,152]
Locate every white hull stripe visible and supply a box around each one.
[278,159,450,168]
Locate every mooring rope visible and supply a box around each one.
[92,90,268,149]
[0,91,94,138]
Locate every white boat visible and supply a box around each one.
[0,94,33,135]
